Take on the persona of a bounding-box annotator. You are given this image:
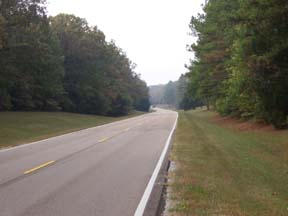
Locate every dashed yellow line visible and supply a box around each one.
[23,125,141,175]
[24,160,55,174]
[98,126,138,143]
[98,137,110,143]
[123,127,131,132]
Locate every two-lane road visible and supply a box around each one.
[0,109,177,216]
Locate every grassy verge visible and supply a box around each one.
[0,111,143,149]
[169,110,288,216]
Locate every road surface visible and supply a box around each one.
[0,108,177,216]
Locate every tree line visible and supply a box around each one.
[185,0,288,128]
[0,0,150,116]
[149,76,202,110]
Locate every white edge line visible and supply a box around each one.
[0,113,150,154]
[134,112,178,216]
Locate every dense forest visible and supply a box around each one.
[149,75,202,110]
[184,0,288,128]
[0,0,150,116]
[149,83,175,106]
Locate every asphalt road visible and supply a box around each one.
[0,108,177,216]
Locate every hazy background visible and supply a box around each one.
[47,0,205,85]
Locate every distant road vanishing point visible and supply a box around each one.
[0,108,177,216]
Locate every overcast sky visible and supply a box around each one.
[47,0,205,85]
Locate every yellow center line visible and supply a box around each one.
[98,127,135,143]
[24,160,55,175]
[123,127,131,132]
[98,137,109,143]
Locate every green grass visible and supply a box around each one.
[169,110,288,216]
[0,111,143,149]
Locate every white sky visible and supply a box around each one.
[47,0,205,85]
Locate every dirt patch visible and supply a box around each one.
[210,114,277,132]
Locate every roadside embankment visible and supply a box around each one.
[166,110,288,216]
[0,111,143,149]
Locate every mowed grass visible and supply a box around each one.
[169,110,288,216]
[0,111,143,149]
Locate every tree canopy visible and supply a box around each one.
[0,0,150,115]
[186,0,288,128]
[149,77,202,110]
